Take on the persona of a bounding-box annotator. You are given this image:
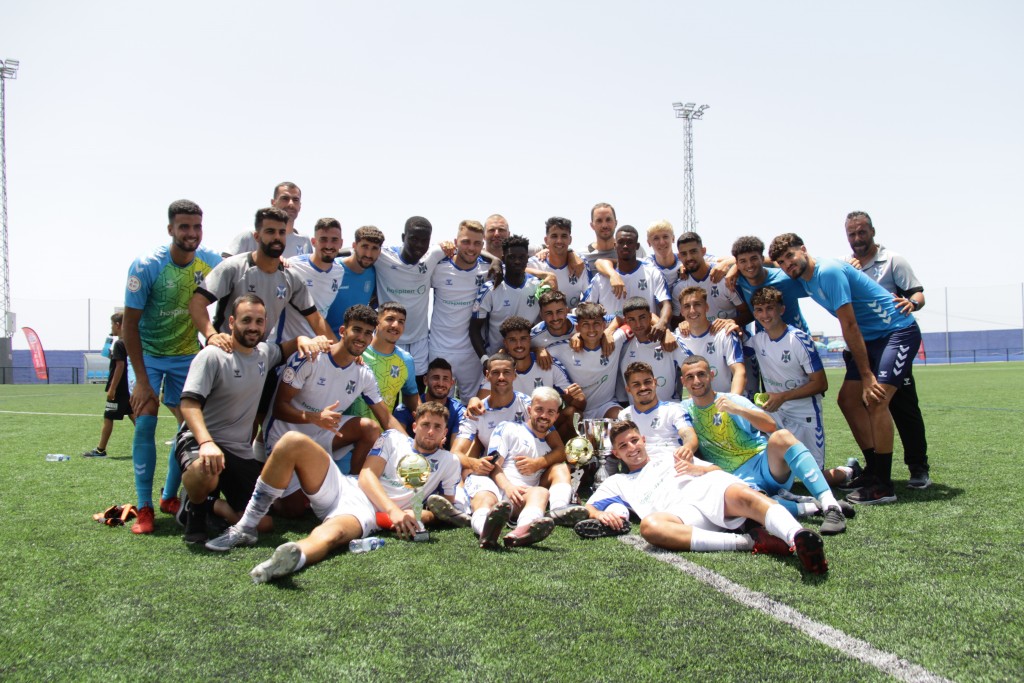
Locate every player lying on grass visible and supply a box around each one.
[203,402,461,583]
[578,420,829,575]
[679,355,852,535]
[460,387,588,549]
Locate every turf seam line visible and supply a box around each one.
[619,535,954,683]
[0,410,99,417]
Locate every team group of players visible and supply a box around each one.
[108,180,929,582]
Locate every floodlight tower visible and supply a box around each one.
[672,102,709,231]
[1,58,18,378]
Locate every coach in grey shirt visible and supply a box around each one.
[845,210,930,489]
[190,207,332,347]
[177,293,330,544]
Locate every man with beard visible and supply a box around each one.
[583,225,671,326]
[770,232,923,505]
[176,294,330,545]
[429,219,491,400]
[679,355,849,535]
[221,181,312,259]
[189,207,332,346]
[844,211,931,489]
[375,216,446,388]
[326,225,384,334]
[395,358,465,450]
[279,217,345,341]
[122,199,222,534]
[530,290,576,349]
[581,202,646,269]
[670,232,747,324]
[618,362,696,463]
[263,304,404,479]
[465,388,582,549]
[203,402,460,582]
[471,235,543,357]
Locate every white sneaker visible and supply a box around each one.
[204,525,257,552]
[250,542,302,584]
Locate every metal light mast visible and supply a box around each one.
[672,102,709,231]
[1,58,18,345]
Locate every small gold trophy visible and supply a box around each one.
[565,413,595,466]
[396,453,432,542]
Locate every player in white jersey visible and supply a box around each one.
[620,297,688,402]
[584,225,672,324]
[221,182,312,259]
[676,287,746,395]
[527,217,591,308]
[670,231,748,322]
[549,303,628,420]
[750,287,828,467]
[618,362,697,463]
[204,403,461,582]
[530,290,576,349]
[429,219,491,400]
[643,219,683,290]
[279,218,345,340]
[472,235,542,356]
[465,388,585,548]
[477,316,585,441]
[190,207,332,347]
[374,216,446,380]
[265,305,405,474]
[578,420,829,575]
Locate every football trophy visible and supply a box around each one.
[565,413,595,466]
[396,453,432,542]
[583,418,618,486]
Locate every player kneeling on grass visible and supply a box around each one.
[465,387,588,549]
[579,420,829,575]
[204,402,461,583]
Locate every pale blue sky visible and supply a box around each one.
[4,1,1023,349]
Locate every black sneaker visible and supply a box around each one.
[907,470,932,490]
[181,499,208,544]
[573,518,631,539]
[847,481,897,506]
[836,459,866,491]
[793,529,829,575]
[479,502,512,549]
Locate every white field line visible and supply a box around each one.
[619,535,954,683]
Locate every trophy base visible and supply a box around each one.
[412,529,430,543]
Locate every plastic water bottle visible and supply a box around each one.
[101,336,114,358]
[46,454,71,462]
[349,537,385,554]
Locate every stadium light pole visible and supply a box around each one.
[672,101,709,232]
[1,58,19,382]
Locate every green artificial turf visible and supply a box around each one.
[0,364,1021,681]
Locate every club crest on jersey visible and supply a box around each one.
[258,362,266,377]
[534,378,543,388]
[654,349,664,361]
[781,350,792,363]
[126,275,142,292]
[638,279,648,291]
[514,412,525,423]
[599,355,609,366]
[276,285,287,299]
[390,366,401,378]
[711,285,719,298]
[650,417,660,428]
[569,273,578,284]
[706,342,716,354]
[332,279,339,292]
[345,380,356,394]
[527,295,535,307]
[193,272,204,286]
[418,263,428,274]
[713,413,723,426]
[476,275,487,287]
